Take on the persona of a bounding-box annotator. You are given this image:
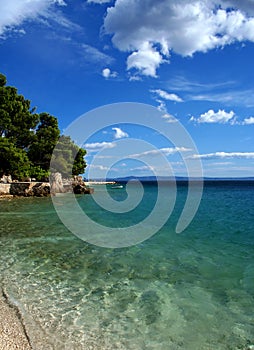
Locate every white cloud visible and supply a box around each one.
[154,99,177,123]
[206,161,234,166]
[0,0,67,36]
[82,45,113,65]
[167,76,235,92]
[84,141,116,151]
[151,89,183,102]
[166,77,254,107]
[87,0,112,3]
[128,74,142,82]
[189,89,254,107]
[112,127,129,139]
[127,42,164,77]
[130,147,191,158]
[191,152,254,159]
[224,0,254,16]
[191,109,236,124]
[156,100,167,113]
[88,164,109,171]
[242,116,254,125]
[161,113,177,124]
[104,0,254,77]
[102,68,118,78]
[130,165,155,172]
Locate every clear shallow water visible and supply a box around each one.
[0,182,254,349]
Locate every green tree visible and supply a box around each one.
[28,112,60,171]
[50,135,86,177]
[0,73,87,180]
[0,74,6,87]
[0,138,31,179]
[0,76,39,149]
[72,148,86,176]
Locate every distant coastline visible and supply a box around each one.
[92,176,254,183]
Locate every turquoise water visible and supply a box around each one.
[0,182,253,349]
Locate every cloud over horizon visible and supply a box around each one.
[191,151,254,159]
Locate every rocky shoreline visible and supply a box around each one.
[0,182,50,197]
[0,180,94,198]
[0,288,32,350]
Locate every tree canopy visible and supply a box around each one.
[0,73,86,180]
[50,136,87,178]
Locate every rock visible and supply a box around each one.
[50,172,64,194]
[22,177,31,182]
[0,175,93,197]
[10,183,33,196]
[31,183,50,197]
[0,183,11,195]
[72,177,94,194]
[0,175,12,183]
[9,182,50,197]
[73,184,94,194]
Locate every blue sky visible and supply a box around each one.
[0,0,254,178]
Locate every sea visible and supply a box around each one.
[0,181,253,350]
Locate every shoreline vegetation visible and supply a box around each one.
[0,73,87,189]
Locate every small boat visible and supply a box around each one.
[111,184,124,189]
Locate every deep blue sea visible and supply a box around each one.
[0,182,253,349]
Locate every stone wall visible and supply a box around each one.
[0,182,50,197]
[0,184,11,195]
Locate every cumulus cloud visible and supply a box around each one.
[127,42,164,77]
[223,0,254,16]
[151,89,183,102]
[191,109,236,124]
[84,141,116,151]
[112,127,129,139]
[102,68,118,78]
[0,0,67,36]
[104,0,254,76]
[242,116,254,124]
[191,152,254,159]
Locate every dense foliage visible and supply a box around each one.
[50,135,86,178]
[0,73,86,180]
